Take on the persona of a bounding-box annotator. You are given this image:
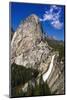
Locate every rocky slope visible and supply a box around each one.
[47,54,65,94]
[11,14,51,72]
[11,14,65,96]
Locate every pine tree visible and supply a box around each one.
[39,74,44,95]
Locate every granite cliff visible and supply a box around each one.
[11,14,65,96]
[11,14,52,72]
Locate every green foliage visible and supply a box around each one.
[26,75,51,96]
[33,75,51,96]
[11,64,51,97]
[11,63,39,97]
[11,63,39,88]
[33,83,40,96]
[26,82,34,96]
[45,38,64,60]
[43,82,51,95]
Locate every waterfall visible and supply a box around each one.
[43,55,55,82]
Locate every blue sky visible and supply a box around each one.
[10,2,65,40]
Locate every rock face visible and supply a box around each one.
[11,14,51,71]
[11,14,64,94]
[47,54,65,94]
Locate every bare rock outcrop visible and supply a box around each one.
[11,14,64,95]
[11,14,51,71]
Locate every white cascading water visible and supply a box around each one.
[43,55,55,82]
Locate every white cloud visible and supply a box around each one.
[39,5,63,29]
[51,20,63,29]
[43,13,53,21]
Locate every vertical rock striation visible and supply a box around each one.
[11,14,65,95]
[11,14,51,71]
